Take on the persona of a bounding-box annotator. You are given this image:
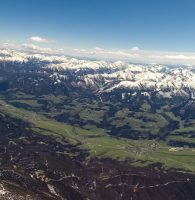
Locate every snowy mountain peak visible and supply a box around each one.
[1,48,195,96]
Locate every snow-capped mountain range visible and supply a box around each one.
[1,48,195,98]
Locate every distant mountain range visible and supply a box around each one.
[1,48,195,99]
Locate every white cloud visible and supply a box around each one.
[75,48,195,64]
[94,47,103,51]
[131,46,140,51]
[71,48,140,59]
[29,36,49,43]
[148,53,195,63]
[2,40,195,65]
[165,54,195,60]
[21,43,53,53]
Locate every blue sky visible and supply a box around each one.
[1,0,195,64]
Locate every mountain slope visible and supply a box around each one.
[1,48,195,199]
